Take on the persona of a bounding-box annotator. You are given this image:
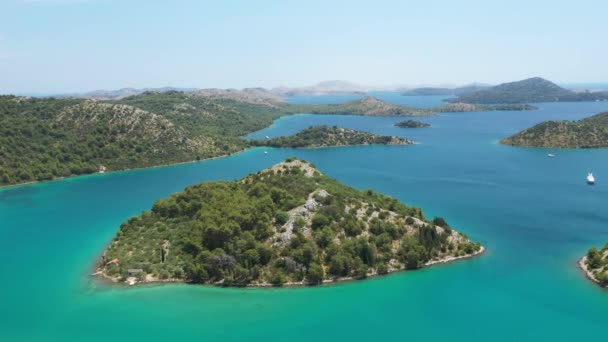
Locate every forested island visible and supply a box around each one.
[500,112,608,148]
[448,77,608,104]
[285,96,435,116]
[96,159,483,286]
[579,244,608,287]
[401,84,490,96]
[394,120,430,128]
[250,126,413,148]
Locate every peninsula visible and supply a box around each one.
[250,126,413,148]
[95,159,483,286]
[500,112,608,148]
[579,244,608,287]
[394,120,430,128]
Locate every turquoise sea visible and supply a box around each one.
[2,95,608,341]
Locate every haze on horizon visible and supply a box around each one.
[1,0,607,95]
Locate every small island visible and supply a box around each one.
[394,120,431,128]
[579,244,608,287]
[250,126,413,148]
[95,159,483,287]
[500,112,608,148]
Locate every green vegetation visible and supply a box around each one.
[500,112,608,148]
[1,89,539,188]
[0,94,283,186]
[250,126,413,148]
[97,159,482,286]
[0,93,436,187]
[449,77,608,104]
[116,91,284,138]
[285,96,435,117]
[584,244,608,286]
[394,120,431,128]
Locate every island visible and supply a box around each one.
[95,158,483,286]
[285,96,435,117]
[448,77,608,104]
[394,120,430,128]
[401,84,490,96]
[250,126,413,148]
[434,102,537,112]
[500,112,608,148]
[579,244,608,287]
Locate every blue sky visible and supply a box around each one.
[1,0,607,94]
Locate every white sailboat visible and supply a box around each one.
[587,173,595,185]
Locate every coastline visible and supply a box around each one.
[93,246,485,288]
[0,141,418,191]
[279,141,417,150]
[0,149,247,191]
[577,256,607,288]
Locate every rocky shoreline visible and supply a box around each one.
[577,256,607,289]
[93,246,485,288]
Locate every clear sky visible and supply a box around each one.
[1,0,607,94]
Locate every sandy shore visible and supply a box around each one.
[94,246,485,288]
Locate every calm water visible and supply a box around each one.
[286,91,453,107]
[2,98,608,341]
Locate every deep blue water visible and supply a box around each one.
[2,98,608,341]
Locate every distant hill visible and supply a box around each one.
[401,84,490,96]
[57,87,199,100]
[500,111,608,148]
[286,96,435,116]
[271,80,368,96]
[449,77,608,104]
[191,88,283,106]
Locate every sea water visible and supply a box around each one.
[2,96,608,341]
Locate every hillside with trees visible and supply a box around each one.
[286,96,435,116]
[500,112,608,148]
[0,94,280,186]
[250,126,413,148]
[1,89,540,187]
[96,159,482,286]
[449,77,608,104]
